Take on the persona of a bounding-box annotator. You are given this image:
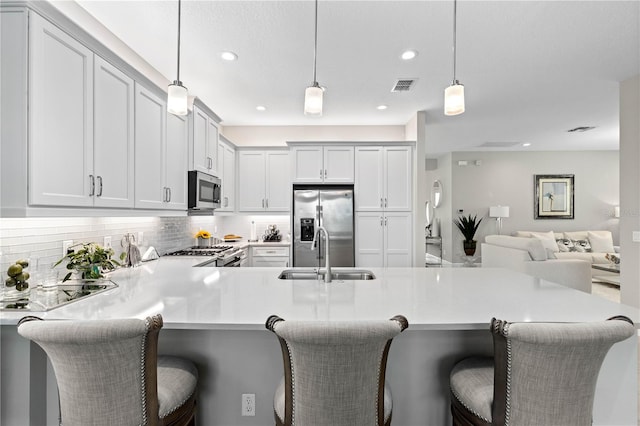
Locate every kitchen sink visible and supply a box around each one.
[278,269,376,281]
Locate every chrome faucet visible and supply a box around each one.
[311,225,332,283]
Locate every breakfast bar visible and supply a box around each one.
[2,260,638,425]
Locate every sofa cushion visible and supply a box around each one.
[529,231,560,258]
[515,231,563,240]
[485,235,547,261]
[555,252,593,263]
[587,231,615,253]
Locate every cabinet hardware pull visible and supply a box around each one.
[384,198,388,208]
[96,176,103,197]
[162,187,167,202]
[324,169,327,178]
[265,199,269,208]
[380,217,383,226]
[89,175,95,196]
[380,198,383,208]
[320,169,323,179]
[385,217,388,226]
[167,187,172,202]
[224,196,228,207]
[262,199,265,208]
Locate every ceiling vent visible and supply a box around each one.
[477,142,521,148]
[391,79,417,92]
[567,126,596,133]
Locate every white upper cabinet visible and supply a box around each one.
[291,145,354,183]
[165,111,189,209]
[238,150,290,212]
[355,146,412,211]
[93,56,135,208]
[29,13,94,207]
[134,83,166,209]
[191,105,218,176]
[217,139,236,212]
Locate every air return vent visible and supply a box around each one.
[477,142,521,148]
[391,79,416,92]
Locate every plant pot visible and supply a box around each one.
[197,237,211,248]
[463,240,477,256]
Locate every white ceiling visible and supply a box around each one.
[73,0,639,154]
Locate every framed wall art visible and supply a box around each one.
[534,174,574,219]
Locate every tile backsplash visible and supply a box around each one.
[0,216,200,270]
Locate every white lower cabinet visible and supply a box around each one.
[356,212,412,267]
[251,246,290,267]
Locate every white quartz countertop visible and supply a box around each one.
[2,258,638,329]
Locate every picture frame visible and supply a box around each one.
[534,174,574,219]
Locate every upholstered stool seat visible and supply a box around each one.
[17,314,198,426]
[266,314,408,426]
[449,316,634,426]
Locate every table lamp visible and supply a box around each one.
[489,205,510,235]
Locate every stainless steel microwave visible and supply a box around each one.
[188,171,221,211]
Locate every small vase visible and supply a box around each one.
[463,240,477,256]
[197,237,211,248]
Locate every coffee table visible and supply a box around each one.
[592,263,620,286]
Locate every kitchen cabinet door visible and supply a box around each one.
[291,146,323,183]
[354,147,384,211]
[265,151,290,211]
[29,13,94,207]
[355,212,385,267]
[383,212,413,267]
[291,145,354,183]
[93,55,134,208]
[239,150,290,212]
[217,140,235,212]
[323,146,354,183]
[355,211,412,267]
[165,111,188,209]
[191,105,217,175]
[134,83,166,209]
[384,146,412,211]
[238,151,266,211]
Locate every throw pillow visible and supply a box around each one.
[556,238,573,252]
[530,231,560,257]
[571,239,592,252]
[587,231,615,253]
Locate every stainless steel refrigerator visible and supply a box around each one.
[292,185,354,267]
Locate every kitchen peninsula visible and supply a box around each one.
[1,261,638,425]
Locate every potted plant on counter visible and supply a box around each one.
[54,242,124,282]
[454,214,483,256]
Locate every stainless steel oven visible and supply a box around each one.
[188,171,221,211]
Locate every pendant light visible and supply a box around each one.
[444,0,465,116]
[167,0,188,116]
[304,0,323,116]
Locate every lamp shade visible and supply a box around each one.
[489,206,510,218]
[167,81,188,116]
[444,83,465,116]
[304,85,323,116]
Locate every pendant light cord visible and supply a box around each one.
[452,0,457,84]
[312,0,318,85]
[176,0,182,82]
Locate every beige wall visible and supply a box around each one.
[220,125,405,147]
[619,75,640,308]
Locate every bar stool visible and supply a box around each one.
[266,314,409,426]
[449,316,634,425]
[17,314,198,426]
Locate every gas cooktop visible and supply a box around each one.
[164,246,234,257]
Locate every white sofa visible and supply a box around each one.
[481,235,593,293]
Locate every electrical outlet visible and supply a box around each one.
[62,240,73,257]
[103,236,112,249]
[137,232,144,244]
[241,393,255,416]
[633,231,640,243]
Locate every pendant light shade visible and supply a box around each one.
[168,81,188,116]
[168,0,188,116]
[304,83,323,116]
[444,0,465,116]
[444,81,465,116]
[304,0,323,116]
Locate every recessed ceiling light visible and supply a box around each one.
[522,143,531,147]
[401,50,418,60]
[256,105,266,111]
[221,51,238,61]
[377,105,388,110]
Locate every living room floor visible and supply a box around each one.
[591,282,640,425]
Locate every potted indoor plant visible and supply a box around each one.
[195,230,211,247]
[454,214,483,256]
[54,242,124,282]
